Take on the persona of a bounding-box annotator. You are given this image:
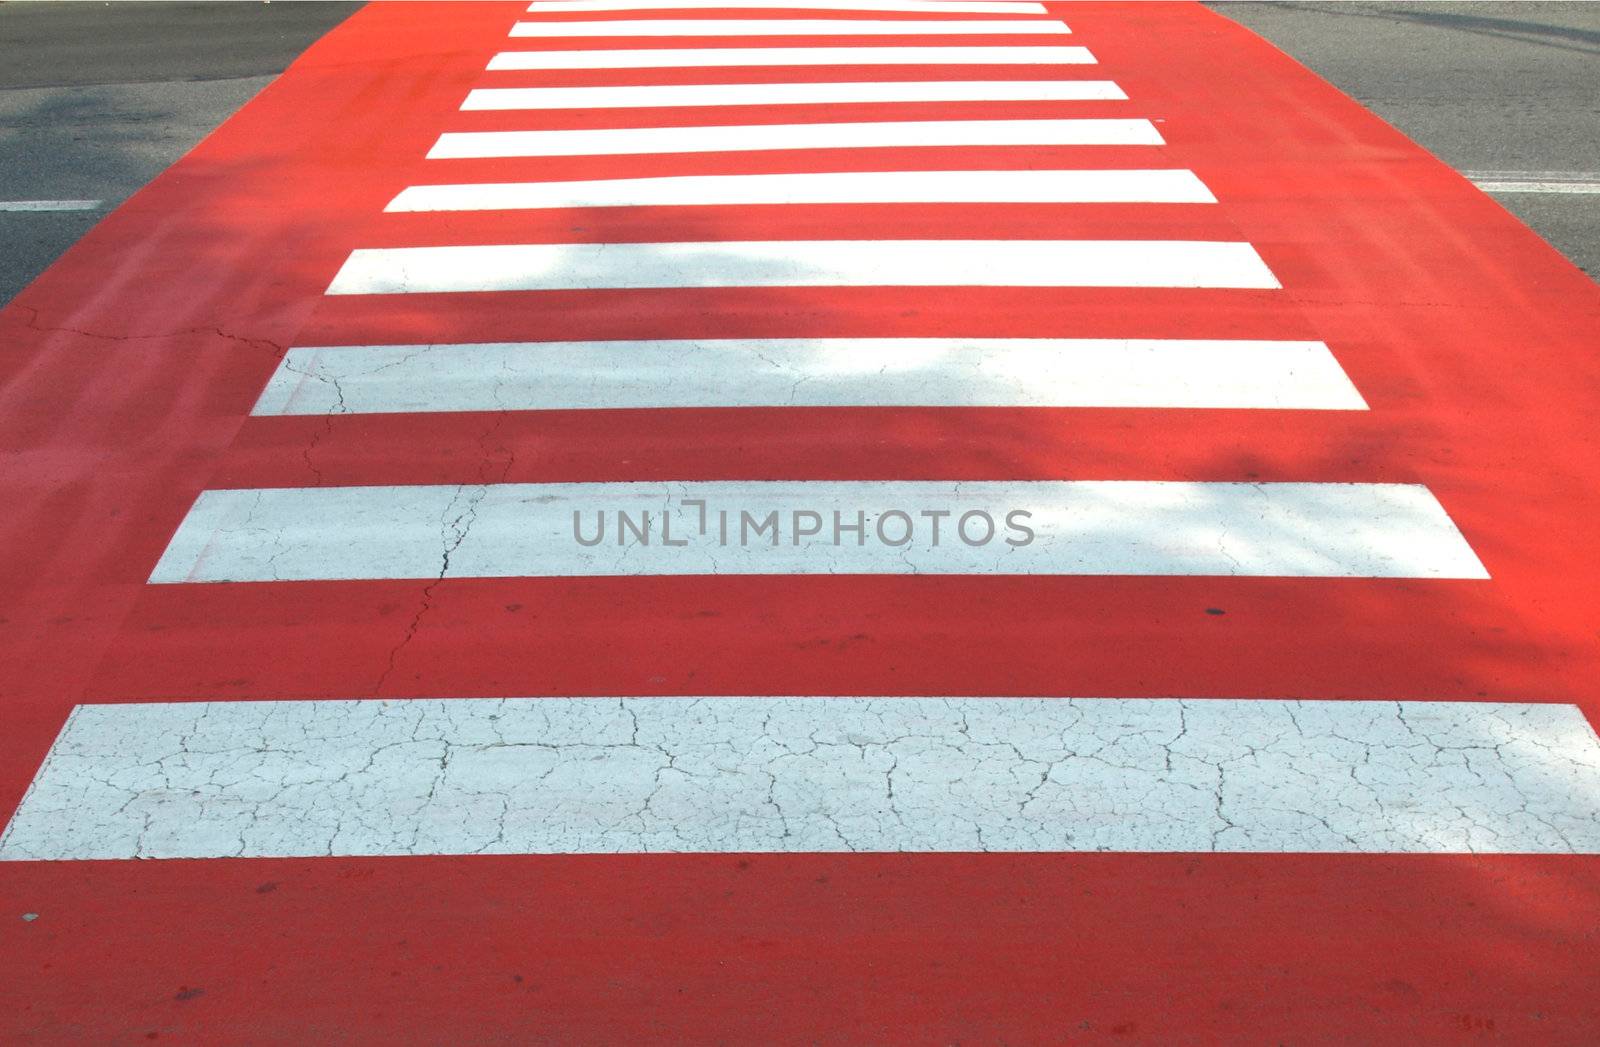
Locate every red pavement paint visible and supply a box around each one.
[2,0,1599,1040]
[5,854,1598,1043]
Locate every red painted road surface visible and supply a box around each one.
[3,1,1599,1041]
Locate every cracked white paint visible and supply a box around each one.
[508,19,1072,37]
[462,80,1123,111]
[326,240,1277,295]
[426,118,1162,159]
[3,697,1597,859]
[386,170,1215,212]
[485,46,1095,70]
[147,481,1486,582]
[254,338,1359,415]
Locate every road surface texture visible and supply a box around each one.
[1212,0,1600,277]
[0,1,361,303]
[2,1,1595,304]
[2,1,1599,1042]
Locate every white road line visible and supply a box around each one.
[487,45,1096,68]
[1474,182,1600,195]
[510,19,1071,36]
[254,338,1363,415]
[387,169,1216,211]
[326,240,1279,294]
[527,0,1051,12]
[0,199,102,212]
[428,117,1161,158]
[7,695,1591,859]
[147,481,1486,582]
[462,79,1124,110]
[1465,171,1600,195]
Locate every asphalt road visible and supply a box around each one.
[0,1,360,304]
[3,4,1599,1037]
[0,0,1595,305]
[1211,1,1600,277]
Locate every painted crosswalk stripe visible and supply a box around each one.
[255,338,1363,415]
[510,19,1072,37]
[6,696,1592,859]
[387,170,1216,211]
[462,79,1124,110]
[526,1,1052,13]
[327,240,1279,294]
[148,481,1486,582]
[428,117,1162,158]
[486,45,1095,68]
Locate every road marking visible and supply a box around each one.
[428,117,1162,158]
[147,481,1485,582]
[510,19,1072,36]
[7,696,1592,859]
[486,45,1096,68]
[387,169,1215,211]
[255,338,1363,414]
[1465,171,1600,195]
[0,199,103,212]
[326,240,1279,294]
[462,79,1125,110]
[526,0,1052,12]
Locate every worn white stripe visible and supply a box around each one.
[487,45,1096,68]
[148,481,1486,582]
[255,338,1363,415]
[387,170,1215,211]
[463,79,1123,110]
[6,696,1593,859]
[0,199,102,212]
[1471,180,1600,195]
[326,240,1279,295]
[427,117,1161,158]
[527,0,1050,12]
[1465,170,1600,194]
[510,19,1071,36]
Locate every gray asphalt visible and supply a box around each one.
[0,1,360,304]
[0,0,1595,305]
[1212,0,1600,276]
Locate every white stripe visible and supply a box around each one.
[326,240,1279,295]
[487,45,1096,68]
[427,117,1161,158]
[1464,169,1600,195]
[254,338,1364,415]
[6,696,1593,859]
[148,481,1486,582]
[527,0,1051,12]
[462,79,1123,110]
[509,19,1071,36]
[0,199,102,212]
[387,169,1215,211]
[1471,180,1600,195]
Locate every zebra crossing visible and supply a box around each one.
[254,337,1356,412]
[146,481,1487,582]
[6,697,1597,859]
[460,79,1126,107]
[506,19,1072,36]
[327,239,1280,293]
[384,169,1217,210]
[483,44,1098,67]
[426,116,1163,157]
[3,0,1598,864]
